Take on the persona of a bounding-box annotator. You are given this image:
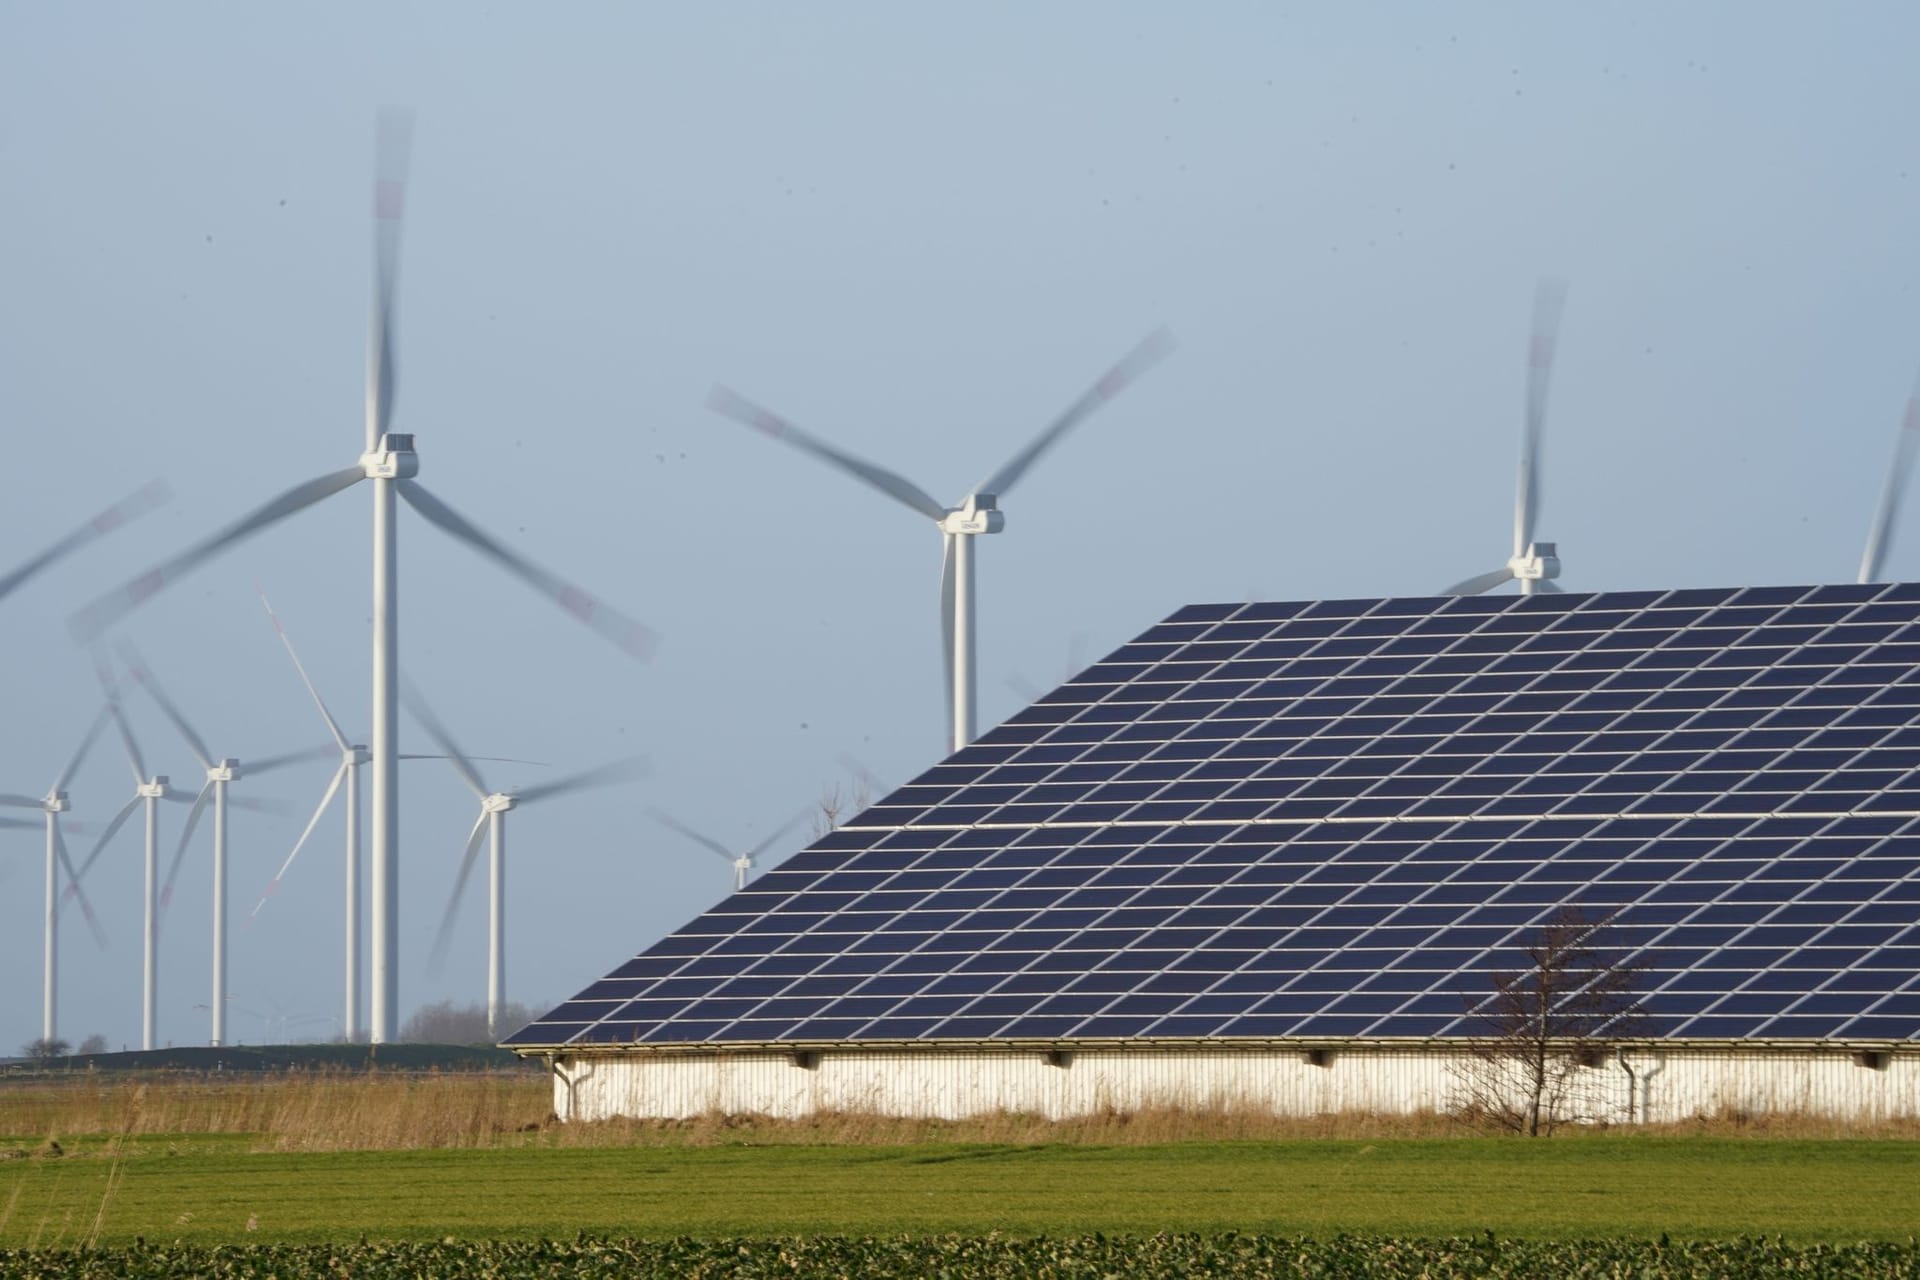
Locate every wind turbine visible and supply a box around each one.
[251,586,551,1042]
[71,665,193,1051]
[67,110,657,1044]
[406,685,647,1040]
[1,481,170,605]
[1858,371,1920,583]
[647,808,806,892]
[119,646,325,1047]
[250,586,367,1042]
[1442,280,1570,597]
[708,330,1173,754]
[0,707,113,1044]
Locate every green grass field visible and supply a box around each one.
[3,1136,1917,1248]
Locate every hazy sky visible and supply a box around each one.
[4,4,1919,1051]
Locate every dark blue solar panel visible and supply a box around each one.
[509,584,1920,1050]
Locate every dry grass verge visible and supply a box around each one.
[0,1073,542,1152]
[3,1072,1918,1152]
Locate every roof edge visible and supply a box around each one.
[506,1034,1918,1060]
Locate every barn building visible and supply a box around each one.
[507,583,1920,1125]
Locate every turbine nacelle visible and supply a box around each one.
[137,776,171,801]
[941,494,1004,536]
[359,434,419,480]
[43,790,70,814]
[208,758,240,784]
[1509,541,1561,583]
[483,792,516,815]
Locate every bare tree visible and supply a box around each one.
[814,782,846,838]
[20,1037,70,1061]
[400,1000,538,1044]
[75,1034,109,1056]
[812,769,873,839]
[1453,906,1644,1136]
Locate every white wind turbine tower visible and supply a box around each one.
[1442,280,1571,597]
[1857,370,1920,584]
[120,647,325,1048]
[406,686,647,1040]
[709,331,1174,754]
[647,808,806,892]
[68,110,657,1044]
[71,666,194,1051]
[0,707,113,1044]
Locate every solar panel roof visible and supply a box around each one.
[510,582,1920,1050]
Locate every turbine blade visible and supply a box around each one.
[646,807,736,863]
[257,586,351,751]
[0,479,171,603]
[399,680,489,799]
[940,532,956,746]
[745,809,809,861]
[706,385,948,521]
[120,643,215,770]
[1443,566,1517,597]
[1859,375,1920,584]
[369,106,413,453]
[399,753,550,766]
[0,815,39,829]
[835,752,888,797]
[975,328,1176,498]
[396,481,659,660]
[157,783,213,922]
[1515,278,1568,561]
[225,794,293,817]
[94,661,148,786]
[252,762,347,917]
[73,795,142,886]
[514,756,648,805]
[53,703,116,794]
[244,744,337,775]
[427,811,490,977]
[53,826,108,950]
[0,793,43,810]
[68,467,366,645]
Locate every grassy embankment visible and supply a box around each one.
[2,1073,1918,1247]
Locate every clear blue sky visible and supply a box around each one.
[3,3,1917,1050]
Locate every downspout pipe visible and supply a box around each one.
[548,1053,578,1123]
[1618,1047,1669,1125]
[1616,1047,1638,1125]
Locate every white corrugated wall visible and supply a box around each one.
[545,1045,1918,1124]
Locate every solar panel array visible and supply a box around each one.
[510,582,1920,1050]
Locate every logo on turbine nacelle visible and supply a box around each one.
[360,434,420,480]
[1511,541,1561,581]
[942,496,1004,536]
